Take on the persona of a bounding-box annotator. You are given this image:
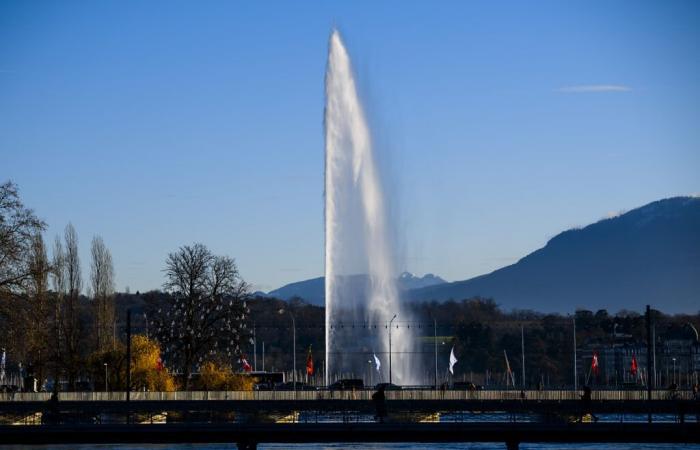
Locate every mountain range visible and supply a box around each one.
[266,272,446,307]
[266,197,700,313]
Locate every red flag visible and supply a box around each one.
[306,346,314,376]
[155,354,164,371]
[240,357,252,372]
[630,354,638,377]
[591,352,599,376]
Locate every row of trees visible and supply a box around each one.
[0,181,251,390]
[0,181,120,387]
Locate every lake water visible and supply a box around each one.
[5,445,700,449]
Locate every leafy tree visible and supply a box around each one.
[89,335,175,391]
[198,361,254,391]
[130,335,176,391]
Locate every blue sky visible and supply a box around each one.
[2,1,698,293]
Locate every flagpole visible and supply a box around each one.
[585,353,596,386]
[389,314,397,385]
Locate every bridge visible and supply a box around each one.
[1,390,698,449]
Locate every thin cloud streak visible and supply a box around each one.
[556,84,632,93]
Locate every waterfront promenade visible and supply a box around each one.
[2,388,697,402]
[1,389,698,449]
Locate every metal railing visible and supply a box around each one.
[0,389,695,402]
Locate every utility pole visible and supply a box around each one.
[262,341,265,372]
[253,322,257,371]
[521,324,526,388]
[389,314,397,385]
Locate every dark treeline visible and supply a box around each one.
[114,292,700,388]
[412,299,699,387]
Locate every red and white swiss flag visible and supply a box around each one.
[591,352,599,376]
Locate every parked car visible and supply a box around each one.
[374,382,401,391]
[453,381,481,390]
[277,381,317,391]
[329,379,364,390]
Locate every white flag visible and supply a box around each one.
[449,346,458,375]
[0,349,5,383]
[373,353,381,373]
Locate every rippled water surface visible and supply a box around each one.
[6,444,700,450]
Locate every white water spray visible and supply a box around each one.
[324,30,415,385]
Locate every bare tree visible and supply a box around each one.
[0,182,46,388]
[151,243,249,389]
[0,181,46,294]
[50,235,65,388]
[53,223,84,388]
[90,235,115,352]
[24,234,53,386]
[64,223,81,300]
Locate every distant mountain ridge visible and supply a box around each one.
[408,196,700,313]
[265,197,699,313]
[267,272,446,306]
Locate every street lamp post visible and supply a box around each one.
[573,316,578,391]
[104,363,108,393]
[521,324,526,388]
[279,309,296,391]
[672,358,677,385]
[292,315,296,389]
[389,314,397,385]
[433,318,438,390]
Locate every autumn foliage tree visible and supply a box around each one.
[130,335,176,391]
[198,361,254,391]
[89,335,175,392]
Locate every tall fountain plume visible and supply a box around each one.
[325,30,415,385]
